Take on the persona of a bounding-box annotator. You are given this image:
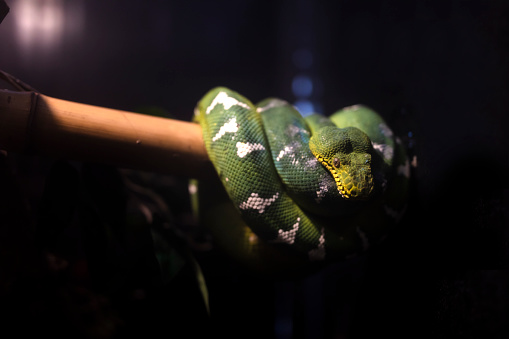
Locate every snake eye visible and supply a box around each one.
[333,157,340,167]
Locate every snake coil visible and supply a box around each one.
[191,87,409,273]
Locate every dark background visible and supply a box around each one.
[0,0,508,338]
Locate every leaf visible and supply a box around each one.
[0,1,9,25]
[150,229,186,285]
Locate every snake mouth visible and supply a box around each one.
[316,156,374,200]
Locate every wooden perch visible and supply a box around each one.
[0,89,215,179]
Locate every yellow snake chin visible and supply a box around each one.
[316,156,349,198]
[316,155,374,200]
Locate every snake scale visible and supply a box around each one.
[190,87,409,273]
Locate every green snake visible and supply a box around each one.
[191,87,409,273]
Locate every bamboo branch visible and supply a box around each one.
[0,89,215,179]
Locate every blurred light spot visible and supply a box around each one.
[292,75,313,98]
[12,0,84,58]
[292,49,313,69]
[294,99,315,117]
[14,0,64,51]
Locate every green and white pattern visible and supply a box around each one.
[192,87,409,271]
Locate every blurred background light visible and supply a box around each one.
[291,74,313,98]
[14,0,64,52]
[293,99,314,116]
[11,0,84,60]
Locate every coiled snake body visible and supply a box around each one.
[191,87,409,273]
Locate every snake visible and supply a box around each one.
[190,87,409,274]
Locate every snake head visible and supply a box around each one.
[309,126,375,200]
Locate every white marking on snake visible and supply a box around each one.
[411,155,418,168]
[256,99,288,113]
[356,227,369,251]
[397,158,410,178]
[315,181,329,203]
[372,142,394,160]
[212,118,238,142]
[249,233,259,244]
[206,91,250,114]
[276,146,293,161]
[379,123,394,138]
[305,157,319,170]
[236,142,265,158]
[239,192,279,214]
[188,182,197,195]
[308,228,326,261]
[273,218,300,245]
[286,124,309,137]
[347,104,361,111]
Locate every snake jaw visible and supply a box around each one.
[317,156,348,198]
[316,154,374,200]
[317,160,348,198]
[340,163,374,200]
